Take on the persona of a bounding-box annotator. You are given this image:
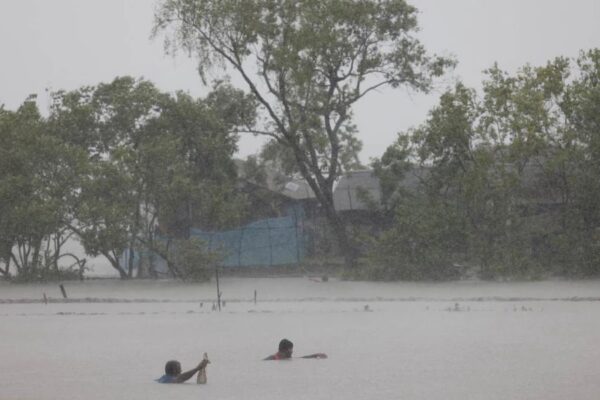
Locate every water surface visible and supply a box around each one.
[1,278,599,400]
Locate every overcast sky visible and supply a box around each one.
[1,0,599,163]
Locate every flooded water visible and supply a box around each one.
[1,278,599,400]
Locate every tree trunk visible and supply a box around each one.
[10,253,21,274]
[127,245,135,278]
[147,239,181,278]
[321,196,357,269]
[31,238,42,273]
[0,256,9,277]
[102,251,128,279]
[52,233,62,272]
[0,246,12,277]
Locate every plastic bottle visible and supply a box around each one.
[197,352,210,384]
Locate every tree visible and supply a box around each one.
[372,49,600,279]
[49,77,255,279]
[137,86,255,278]
[154,0,454,268]
[0,98,87,281]
[370,84,478,279]
[259,127,364,177]
[551,50,600,275]
[143,84,255,234]
[49,77,167,278]
[375,79,559,279]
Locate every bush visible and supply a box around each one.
[166,238,222,281]
[361,198,464,281]
[8,266,83,283]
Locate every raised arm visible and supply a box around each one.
[300,353,328,359]
[174,359,209,383]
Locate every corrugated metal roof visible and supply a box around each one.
[280,179,316,200]
[333,170,381,211]
[235,159,316,200]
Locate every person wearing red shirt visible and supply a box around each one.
[263,338,327,360]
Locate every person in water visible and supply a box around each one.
[156,358,209,383]
[263,338,327,360]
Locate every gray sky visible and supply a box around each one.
[1,0,599,163]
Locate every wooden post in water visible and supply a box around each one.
[215,266,221,312]
[59,284,67,299]
[254,289,257,305]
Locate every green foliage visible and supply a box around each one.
[9,265,82,283]
[154,0,454,269]
[364,196,463,281]
[369,49,600,280]
[259,130,364,177]
[0,97,88,281]
[144,85,255,232]
[240,155,269,187]
[2,76,255,280]
[47,77,256,278]
[372,135,412,206]
[155,238,221,281]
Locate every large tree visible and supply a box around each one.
[154,0,454,268]
[49,77,167,278]
[0,98,87,280]
[50,77,255,278]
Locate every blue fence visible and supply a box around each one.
[190,214,305,267]
[121,209,307,275]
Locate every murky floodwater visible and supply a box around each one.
[1,278,599,400]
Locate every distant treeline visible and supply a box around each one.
[1,0,599,282]
[0,77,257,281]
[2,49,600,282]
[364,50,600,280]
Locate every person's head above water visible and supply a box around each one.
[278,338,294,358]
[165,360,182,376]
[264,338,326,360]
